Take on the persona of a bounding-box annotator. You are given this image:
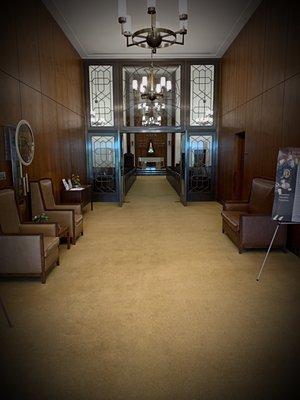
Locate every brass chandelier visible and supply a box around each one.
[117,0,188,54]
[132,59,172,102]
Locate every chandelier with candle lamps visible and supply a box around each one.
[117,0,188,54]
[132,59,172,102]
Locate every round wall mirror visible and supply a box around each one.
[15,120,35,166]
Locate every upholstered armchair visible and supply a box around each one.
[30,179,83,245]
[0,188,60,283]
[221,178,287,253]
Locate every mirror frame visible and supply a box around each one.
[15,119,35,166]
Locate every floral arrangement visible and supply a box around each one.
[71,173,81,187]
[33,213,49,223]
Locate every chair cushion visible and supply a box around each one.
[249,178,274,214]
[75,214,83,226]
[222,211,246,232]
[0,189,21,233]
[43,236,59,257]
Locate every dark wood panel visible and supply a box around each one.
[235,104,246,134]
[243,96,263,198]
[263,0,288,91]
[285,3,300,79]
[218,111,235,201]
[282,74,300,148]
[16,0,41,91]
[0,72,21,126]
[38,2,57,100]
[235,26,249,108]
[261,84,284,178]
[53,24,70,108]
[246,1,266,101]
[0,4,19,78]
[220,45,237,114]
[0,72,21,189]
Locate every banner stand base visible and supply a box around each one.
[256,221,299,282]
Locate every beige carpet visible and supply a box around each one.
[1,176,299,400]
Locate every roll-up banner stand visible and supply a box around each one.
[272,148,300,223]
[257,148,300,281]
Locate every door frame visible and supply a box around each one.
[87,131,123,203]
[185,131,217,202]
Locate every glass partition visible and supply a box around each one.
[122,64,181,127]
[89,65,114,127]
[190,65,215,126]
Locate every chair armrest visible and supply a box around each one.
[43,210,75,234]
[223,201,249,212]
[54,204,82,215]
[240,214,287,247]
[20,223,58,236]
[0,234,43,273]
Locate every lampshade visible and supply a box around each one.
[147,0,156,8]
[140,83,145,93]
[117,0,127,18]
[160,76,166,87]
[166,81,172,91]
[123,14,132,35]
[142,76,148,86]
[178,0,188,15]
[132,79,138,90]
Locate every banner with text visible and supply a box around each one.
[272,148,300,222]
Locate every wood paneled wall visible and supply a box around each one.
[218,0,300,254]
[0,0,86,202]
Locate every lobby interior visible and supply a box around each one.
[0,1,300,399]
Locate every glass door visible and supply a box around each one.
[187,133,215,201]
[88,132,123,203]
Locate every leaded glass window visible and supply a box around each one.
[122,65,181,127]
[190,65,214,126]
[89,65,114,127]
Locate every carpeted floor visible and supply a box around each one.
[1,176,299,400]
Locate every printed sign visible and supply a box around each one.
[272,148,300,222]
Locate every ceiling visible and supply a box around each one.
[43,0,261,59]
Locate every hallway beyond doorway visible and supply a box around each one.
[126,175,178,202]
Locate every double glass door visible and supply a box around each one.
[88,131,215,206]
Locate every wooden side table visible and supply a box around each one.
[61,184,93,211]
[58,225,70,249]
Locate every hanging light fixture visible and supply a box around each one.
[118,0,188,54]
[132,58,172,102]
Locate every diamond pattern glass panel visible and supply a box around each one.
[92,136,116,193]
[188,135,212,193]
[89,65,114,127]
[190,65,214,126]
[122,65,181,127]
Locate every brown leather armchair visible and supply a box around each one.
[30,179,83,245]
[0,188,60,283]
[221,178,287,253]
